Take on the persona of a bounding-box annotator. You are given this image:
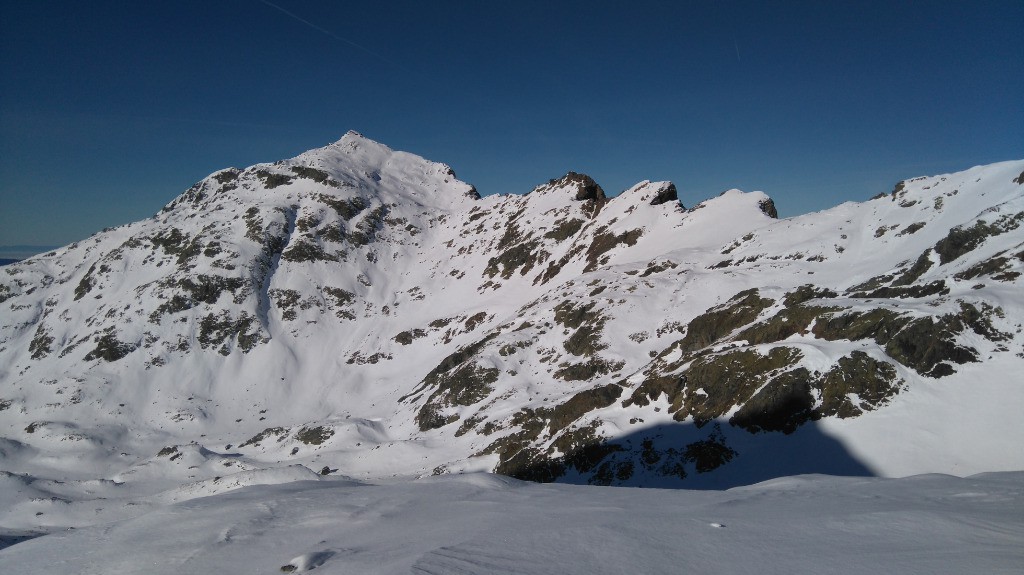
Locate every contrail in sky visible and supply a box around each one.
[734,38,741,62]
[257,0,408,71]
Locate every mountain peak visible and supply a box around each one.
[530,171,606,201]
[616,180,682,208]
[304,130,394,162]
[689,188,779,218]
[331,130,382,150]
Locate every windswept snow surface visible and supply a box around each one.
[0,471,1021,574]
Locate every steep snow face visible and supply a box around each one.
[0,134,1022,538]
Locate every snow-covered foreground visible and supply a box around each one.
[1,471,1021,574]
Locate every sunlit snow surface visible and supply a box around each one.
[1,471,1021,574]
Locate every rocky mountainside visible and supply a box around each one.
[1,132,1023,533]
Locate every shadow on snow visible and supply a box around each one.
[531,419,875,490]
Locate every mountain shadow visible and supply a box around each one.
[0,531,44,552]
[503,419,875,490]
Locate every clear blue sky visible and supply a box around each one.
[2,1,1021,249]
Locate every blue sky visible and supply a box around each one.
[2,1,1021,249]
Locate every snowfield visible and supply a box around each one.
[1,471,1022,574]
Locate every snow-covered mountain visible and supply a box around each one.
[1,131,1023,540]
